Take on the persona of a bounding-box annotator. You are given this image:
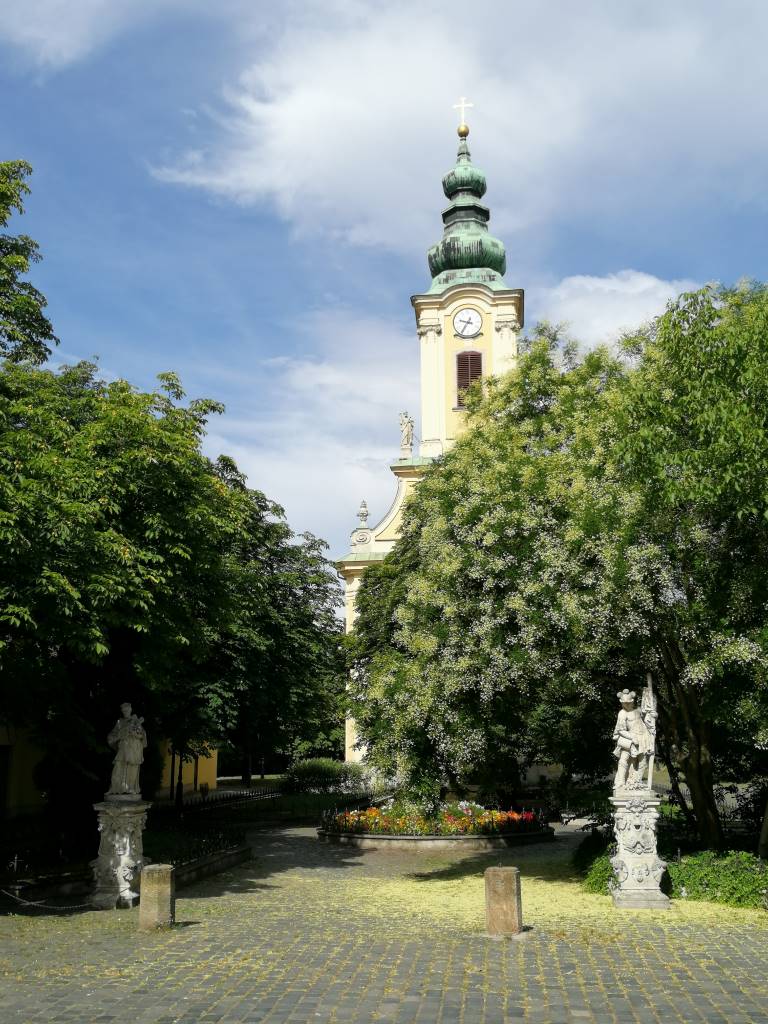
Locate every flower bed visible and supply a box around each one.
[325,801,542,837]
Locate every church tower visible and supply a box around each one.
[339,113,524,761]
[414,121,523,458]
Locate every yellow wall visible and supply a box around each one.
[375,473,422,544]
[345,717,362,763]
[443,306,492,443]
[413,285,522,459]
[0,728,46,817]
[1,730,220,815]
[158,743,218,796]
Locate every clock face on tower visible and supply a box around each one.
[452,307,482,338]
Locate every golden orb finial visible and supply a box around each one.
[453,97,474,138]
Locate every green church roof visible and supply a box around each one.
[427,126,507,293]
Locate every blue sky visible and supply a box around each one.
[2,1,768,554]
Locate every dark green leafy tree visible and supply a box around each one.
[613,284,768,846]
[0,360,343,832]
[216,475,345,782]
[0,161,58,363]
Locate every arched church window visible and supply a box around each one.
[456,351,482,408]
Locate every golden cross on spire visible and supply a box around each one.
[453,96,474,126]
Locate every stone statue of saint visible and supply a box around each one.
[399,412,414,452]
[612,686,655,791]
[106,703,147,798]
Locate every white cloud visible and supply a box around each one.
[0,0,159,67]
[0,0,270,69]
[202,308,419,555]
[201,270,695,554]
[155,1,768,255]
[529,270,700,347]
[10,1,768,257]
[2,2,749,555]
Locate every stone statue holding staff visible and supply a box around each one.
[612,680,656,791]
[608,674,668,908]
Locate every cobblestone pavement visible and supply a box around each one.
[1,825,767,1024]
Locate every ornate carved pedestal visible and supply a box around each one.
[610,791,670,910]
[91,799,151,909]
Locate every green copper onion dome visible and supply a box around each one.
[427,126,507,293]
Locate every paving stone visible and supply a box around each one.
[2,825,768,1023]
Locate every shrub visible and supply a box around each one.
[667,851,768,909]
[573,827,611,878]
[575,833,768,908]
[282,758,369,794]
[581,852,615,894]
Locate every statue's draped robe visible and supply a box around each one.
[108,717,147,794]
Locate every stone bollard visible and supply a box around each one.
[139,864,175,930]
[484,866,523,937]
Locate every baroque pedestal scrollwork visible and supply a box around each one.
[91,799,151,909]
[91,702,151,909]
[609,677,670,909]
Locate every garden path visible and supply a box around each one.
[1,823,767,1023]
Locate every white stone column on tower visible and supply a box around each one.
[418,321,443,458]
[492,315,520,375]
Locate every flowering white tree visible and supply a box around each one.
[350,289,768,850]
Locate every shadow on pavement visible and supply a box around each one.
[176,826,367,902]
[403,830,584,886]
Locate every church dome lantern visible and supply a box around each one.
[442,150,487,200]
[427,122,508,293]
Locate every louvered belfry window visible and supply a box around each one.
[456,351,482,408]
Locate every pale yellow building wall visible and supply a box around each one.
[414,285,522,459]
[442,305,493,443]
[375,475,421,543]
[158,743,218,794]
[340,467,426,763]
[1,728,46,817]
[1,730,220,815]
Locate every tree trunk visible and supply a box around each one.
[656,646,724,849]
[240,748,252,787]
[759,796,768,860]
[680,742,723,849]
[657,731,697,834]
[174,754,184,812]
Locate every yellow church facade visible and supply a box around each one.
[339,118,524,761]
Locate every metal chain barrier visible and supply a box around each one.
[0,887,94,912]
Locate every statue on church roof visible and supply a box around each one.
[399,412,414,455]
